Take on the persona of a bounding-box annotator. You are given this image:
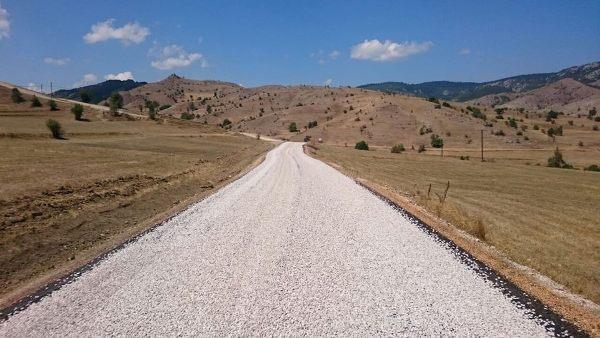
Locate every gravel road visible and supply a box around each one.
[1,142,555,336]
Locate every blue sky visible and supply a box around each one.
[0,0,599,90]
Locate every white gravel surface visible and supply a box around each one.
[0,142,550,336]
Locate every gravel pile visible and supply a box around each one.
[0,142,550,336]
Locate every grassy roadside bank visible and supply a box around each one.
[309,144,599,332]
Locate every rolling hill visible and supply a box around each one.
[115,74,599,152]
[359,61,600,101]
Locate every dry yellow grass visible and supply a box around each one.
[313,145,600,303]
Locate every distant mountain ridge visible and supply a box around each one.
[358,61,600,101]
[54,79,147,104]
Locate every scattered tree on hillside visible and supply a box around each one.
[31,95,42,107]
[108,92,123,115]
[180,111,194,120]
[355,140,369,150]
[391,144,405,153]
[547,126,563,137]
[145,100,159,119]
[289,122,298,132]
[46,119,64,139]
[220,118,232,129]
[430,134,444,148]
[48,99,59,111]
[11,88,25,103]
[547,148,572,169]
[71,104,84,120]
[546,110,559,121]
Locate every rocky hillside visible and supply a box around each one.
[470,78,600,113]
[359,61,600,101]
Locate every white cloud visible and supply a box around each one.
[324,78,333,86]
[27,83,38,91]
[459,48,471,55]
[329,50,340,60]
[73,73,98,88]
[44,57,70,66]
[350,39,433,62]
[150,44,205,70]
[104,71,134,81]
[0,3,10,40]
[84,19,149,45]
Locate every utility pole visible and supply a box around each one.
[40,83,43,93]
[50,82,53,98]
[481,129,484,162]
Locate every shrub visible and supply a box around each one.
[508,117,518,128]
[71,104,84,120]
[442,102,452,108]
[547,148,573,169]
[46,119,64,139]
[31,95,42,107]
[417,144,426,153]
[584,164,600,172]
[11,88,25,103]
[145,101,159,119]
[307,120,318,128]
[494,130,505,136]
[220,119,232,129]
[427,97,440,104]
[587,107,597,119]
[533,124,539,130]
[355,140,369,150]
[546,110,559,121]
[594,125,599,131]
[460,155,470,160]
[391,144,405,153]
[547,126,563,137]
[48,99,59,111]
[108,92,123,115]
[434,104,441,109]
[188,101,196,111]
[430,134,444,148]
[159,104,171,111]
[181,111,194,120]
[289,122,298,132]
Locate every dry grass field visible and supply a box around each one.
[312,145,600,303]
[0,86,273,305]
